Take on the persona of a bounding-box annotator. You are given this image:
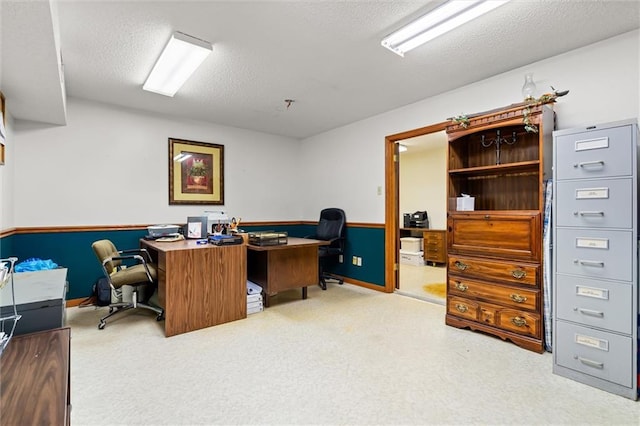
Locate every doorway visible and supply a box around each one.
[396,131,448,304]
[383,121,448,298]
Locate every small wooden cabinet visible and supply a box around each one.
[422,229,446,265]
[445,102,554,353]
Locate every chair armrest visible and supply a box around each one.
[119,248,152,262]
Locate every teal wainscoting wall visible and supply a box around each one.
[2,223,385,301]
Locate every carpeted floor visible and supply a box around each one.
[66,282,639,425]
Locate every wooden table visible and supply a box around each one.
[0,327,71,425]
[247,237,329,307]
[141,239,247,337]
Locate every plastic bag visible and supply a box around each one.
[14,258,59,273]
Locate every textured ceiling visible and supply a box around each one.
[1,1,639,139]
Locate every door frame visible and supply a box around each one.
[384,121,449,292]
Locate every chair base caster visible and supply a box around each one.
[98,321,106,330]
[156,312,165,321]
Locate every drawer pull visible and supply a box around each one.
[454,260,469,271]
[510,294,527,303]
[575,356,604,369]
[574,259,605,267]
[573,160,604,168]
[511,269,526,279]
[454,281,468,292]
[511,317,527,327]
[455,304,468,313]
[573,211,605,216]
[575,307,605,318]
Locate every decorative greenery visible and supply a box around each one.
[189,159,208,176]
[452,114,470,129]
[522,105,538,133]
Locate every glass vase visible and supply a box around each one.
[522,73,536,101]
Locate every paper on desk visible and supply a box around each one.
[246,280,263,295]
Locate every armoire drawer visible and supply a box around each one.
[447,296,479,321]
[448,277,539,311]
[555,321,633,388]
[496,308,540,338]
[448,211,540,261]
[555,274,632,334]
[555,124,633,180]
[448,255,538,287]
[555,228,633,282]
[555,178,633,229]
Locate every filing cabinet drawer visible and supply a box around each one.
[555,125,633,180]
[555,321,633,388]
[555,178,633,228]
[448,277,539,311]
[448,255,538,287]
[555,228,632,282]
[555,274,632,334]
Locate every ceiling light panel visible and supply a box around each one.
[382,0,511,57]
[143,31,212,97]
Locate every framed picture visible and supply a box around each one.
[169,138,224,205]
[0,91,5,165]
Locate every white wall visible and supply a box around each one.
[0,110,15,232]
[13,98,301,226]
[299,30,640,223]
[399,142,447,230]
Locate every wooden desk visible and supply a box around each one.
[247,237,328,307]
[0,327,71,425]
[141,239,247,337]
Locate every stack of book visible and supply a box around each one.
[246,281,263,315]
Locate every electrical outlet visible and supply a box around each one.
[338,254,343,263]
[377,186,382,196]
[357,257,362,267]
[352,256,358,265]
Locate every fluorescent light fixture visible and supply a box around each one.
[382,0,511,57]
[398,144,408,152]
[143,31,212,97]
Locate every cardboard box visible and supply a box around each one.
[400,237,423,252]
[399,250,424,266]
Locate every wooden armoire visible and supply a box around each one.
[445,102,554,353]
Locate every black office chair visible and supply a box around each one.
[307,208,346,290]
[91,239,164,329]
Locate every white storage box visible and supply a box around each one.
[147,224,180,237]
[399,250,424,266]
[400,237,423,252]
[0,268,68,307]
[456,196,475,211]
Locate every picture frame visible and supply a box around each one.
[169,138,224,205]
[0,91,5,165]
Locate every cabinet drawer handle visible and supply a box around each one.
[575,307,604,318]
[574,259,605,267]
[573,211,605,216]
[454,261,469,271]
[511,316,527,327]
[454,281,468,292]
[510,294,527,303]
[455,304,468,313]
[511,269,526,279]
[573,160,604,168]
[575,356,604,369]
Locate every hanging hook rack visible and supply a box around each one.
[481,130,517,165]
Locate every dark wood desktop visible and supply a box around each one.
[247,237,329,307]
[0,327,71,425]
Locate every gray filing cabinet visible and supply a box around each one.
[552,119,639,400]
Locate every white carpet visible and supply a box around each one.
[67,283,639,425]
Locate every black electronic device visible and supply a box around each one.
[403,213,412,228]
[409,211,429,228]
[208,235,244,246]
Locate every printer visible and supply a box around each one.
[404,211,429,228]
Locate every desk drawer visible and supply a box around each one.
[556,178,633,228]
[555,274,632,334]
[555,228,633,282]
[555,321,633,387]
